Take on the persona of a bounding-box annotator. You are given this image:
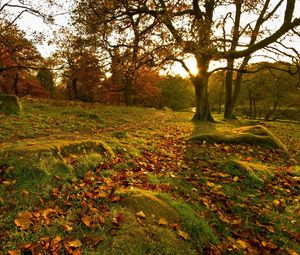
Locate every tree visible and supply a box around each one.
[37,69,55,94]
[133,66,162,107]
[0,23,50,97]
[221,1,300,119]
[71,0,161,106]
[240,62,300,120]
[80,0,300,121]
[53,32,103,101]
[156,76,195,110]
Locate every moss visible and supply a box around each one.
[111,131,128,139]
[0,94,22,115]
[75,153,104,178]
[1,139,114,159]
[118,189,181,223]
[157,193,218,251]
[190,125,287,151]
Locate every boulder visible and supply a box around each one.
[0,94,22,115]
[189,125,287,151]
[120,189,180,223]
[0,139,115,163]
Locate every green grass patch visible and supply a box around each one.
[157,193,218,251]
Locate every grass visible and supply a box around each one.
[157,193,218,251]
[0,98,299,254]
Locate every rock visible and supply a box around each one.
[0,94,22,115]
[229,160,272,181]
[120,189,180,223]
[0,139,115,161]
[189,125,287,151]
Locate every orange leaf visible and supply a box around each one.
[14,211,33,230]
[62,224,73,232]
[82,215,92,228]
[236,239,248,249]
[287,248,298,255]
[109,196,121,202]
[66,239,82,248]
[158,218,168,226]
[8,250,21,255]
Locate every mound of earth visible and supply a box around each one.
[119,189,180,223]
[0,139,114,159]
[190,125,287,150]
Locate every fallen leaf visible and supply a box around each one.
[64,238,82,255]
[233,176,239,182]
[42,208,56,220]
[158,218,168,226]
[266,225,275,233]
[287,248,298,255]
[63,224,73,232]
[136,211,146,219]
[8,250,21,255]
[136,217,145,225]
[177,229,190,240]
[82,215,92,228]
[236,239,248,249]
[85,192,94,199]
[21,190,29,197]
[96,192,106,198]
[109,196,121,202]
[50,235,62,253]
[207,182,215,187]
[231,218,242,225]
[14,211,33,230]
[66,239,82,248]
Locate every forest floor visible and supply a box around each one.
[0,98,299,255]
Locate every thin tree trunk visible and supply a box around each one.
[249,91,252,119]
[224,60,234,119]
[218,74,225,114]
[253,98,257,119]
[71,78,78,100]
[13,73,19,96]
[124,74,134,106]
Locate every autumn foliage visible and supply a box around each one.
[0,24,51,98]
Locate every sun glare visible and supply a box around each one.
[169,57,226,77]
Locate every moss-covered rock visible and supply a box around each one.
[119,189,180,223]
[0,139,114,159]
[189,125,287,151]
[0,94,22,115]
[228,160,272,181]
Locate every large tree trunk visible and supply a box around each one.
[191,67,214,122]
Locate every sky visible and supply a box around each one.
[6,0,300,77]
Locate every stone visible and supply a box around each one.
[120,189,180,223]
[189,125,287,151]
